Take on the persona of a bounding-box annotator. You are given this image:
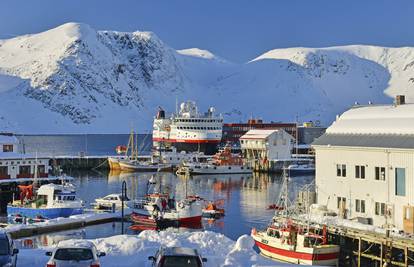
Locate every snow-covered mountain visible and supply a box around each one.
[0,22,412,133]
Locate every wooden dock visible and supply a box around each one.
[285,215,414,267]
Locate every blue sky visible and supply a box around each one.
[1,0,413,62]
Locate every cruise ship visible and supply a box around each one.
[152,101,223,155]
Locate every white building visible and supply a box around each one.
[240,129,294,161]
[312,98,414,233]
[0,134,50,180]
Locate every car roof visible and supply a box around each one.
[162,247,199,257]
[57,240,96,249]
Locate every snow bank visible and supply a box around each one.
[17,229,294,267]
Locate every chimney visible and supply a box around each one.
[396,95,405,105]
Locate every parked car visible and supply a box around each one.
[45,240,105,267]
[148,247,207,267]
[0,231,18,267]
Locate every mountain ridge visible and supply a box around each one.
[0,23,411,133]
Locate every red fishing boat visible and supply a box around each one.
[252,170,340,266]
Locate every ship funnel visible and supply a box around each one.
[156,107,165,119]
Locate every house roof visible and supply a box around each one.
[240,129,279,140]
[312,133,414,150]
[327,103,414,135]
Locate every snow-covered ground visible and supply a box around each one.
[17,229,293,267]
[1,23,414,133]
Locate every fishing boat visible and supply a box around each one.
[7,182,84,220]
[129,193,203,224]
[176,145,252,175]
[108,129,143,171]
[129,175,203,225]
[251,170,339,266]
[118,160,171,172]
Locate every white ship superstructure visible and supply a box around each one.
[153,101,223,154]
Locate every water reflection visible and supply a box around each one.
[16,170,314,247]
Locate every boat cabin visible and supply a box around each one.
[36,184,77,206]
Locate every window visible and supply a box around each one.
[0,166,7,176]
[2,144,13,152]
[19,165,31,176]
[336,164,346,177]
[395,168,406,196]
[355,199,365,213]
[337,197,346,209]
[37,165,46,175]
[375,167,386,180]
[375,202,386,216]
[355,165,365,179]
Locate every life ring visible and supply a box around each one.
[178,202,185,209]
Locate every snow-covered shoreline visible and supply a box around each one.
[17,229,294,267]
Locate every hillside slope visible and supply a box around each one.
[0,23,412,133]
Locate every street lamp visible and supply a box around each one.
[121,180,127,234]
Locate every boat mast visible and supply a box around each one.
[32,152,39,190]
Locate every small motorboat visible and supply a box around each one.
[287,162,315,176]
[202,200,225,218]
[130,212,178,228]
[94,193,132,210]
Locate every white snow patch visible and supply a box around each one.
[17,230,294,267]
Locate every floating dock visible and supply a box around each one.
[4,210,131,239]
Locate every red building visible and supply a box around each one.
[222,119,297,144]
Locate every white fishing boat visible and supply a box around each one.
[94,193,132,210]
[287,162,315,176]
[176,145,252,175]
[7,182,84,220]
[251,170,339,265]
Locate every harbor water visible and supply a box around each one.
[7,135,314,249]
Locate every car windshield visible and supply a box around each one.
[0,239,9,255]
[54,248,94,261]
[162,256,201,267]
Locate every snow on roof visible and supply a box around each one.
[0,135,18,144]
[326,104,414,135]
[240,129,280,139]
